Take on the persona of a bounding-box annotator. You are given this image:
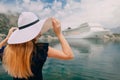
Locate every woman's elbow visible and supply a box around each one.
[69,55,74,59]
[66,53,74,60]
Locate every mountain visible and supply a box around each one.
[110,27,120,34]
[0,13,18,34]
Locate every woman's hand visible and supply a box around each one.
[6,27,17,40]
[52,18,62,37]
[0,27,17,48]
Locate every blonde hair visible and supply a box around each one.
[2,41,34,79]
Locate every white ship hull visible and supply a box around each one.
[65,30,109,38]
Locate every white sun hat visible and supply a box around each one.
[8,12,53,44]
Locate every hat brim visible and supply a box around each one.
[40,18,53,34]
[8,18,52,44]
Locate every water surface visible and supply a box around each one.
[0,39,120,80]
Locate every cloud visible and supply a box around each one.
[21,1,43,12]
[0,0,120,30]
[0,4,8,13]
[23,0,30,3]
[60,0,120,29]
[79,0,120,28]
[0,3,18,14]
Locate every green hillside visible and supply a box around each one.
[0,13,18,34]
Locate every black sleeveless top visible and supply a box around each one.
[0,43,49,80]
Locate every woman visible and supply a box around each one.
[0,12,74,80]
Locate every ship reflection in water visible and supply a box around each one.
[0,39,120,80]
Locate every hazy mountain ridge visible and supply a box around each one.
[110,26,120,34]
[0,13,18,34]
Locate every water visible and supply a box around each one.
[0,39,120,80]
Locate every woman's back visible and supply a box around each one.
[13,43,48,80]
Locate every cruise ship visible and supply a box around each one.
[63,23,111,38]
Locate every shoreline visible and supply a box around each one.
[103,34,120,41]
[0,34,120,42]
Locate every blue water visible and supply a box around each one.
[0,39,120,80]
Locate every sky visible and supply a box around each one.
[0,0,120,30]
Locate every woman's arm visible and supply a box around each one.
[48,18,74,60]
[0,38,8,48]
[0,27,17,48]
[0,27,17,61]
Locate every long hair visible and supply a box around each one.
[2,41,34,79]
